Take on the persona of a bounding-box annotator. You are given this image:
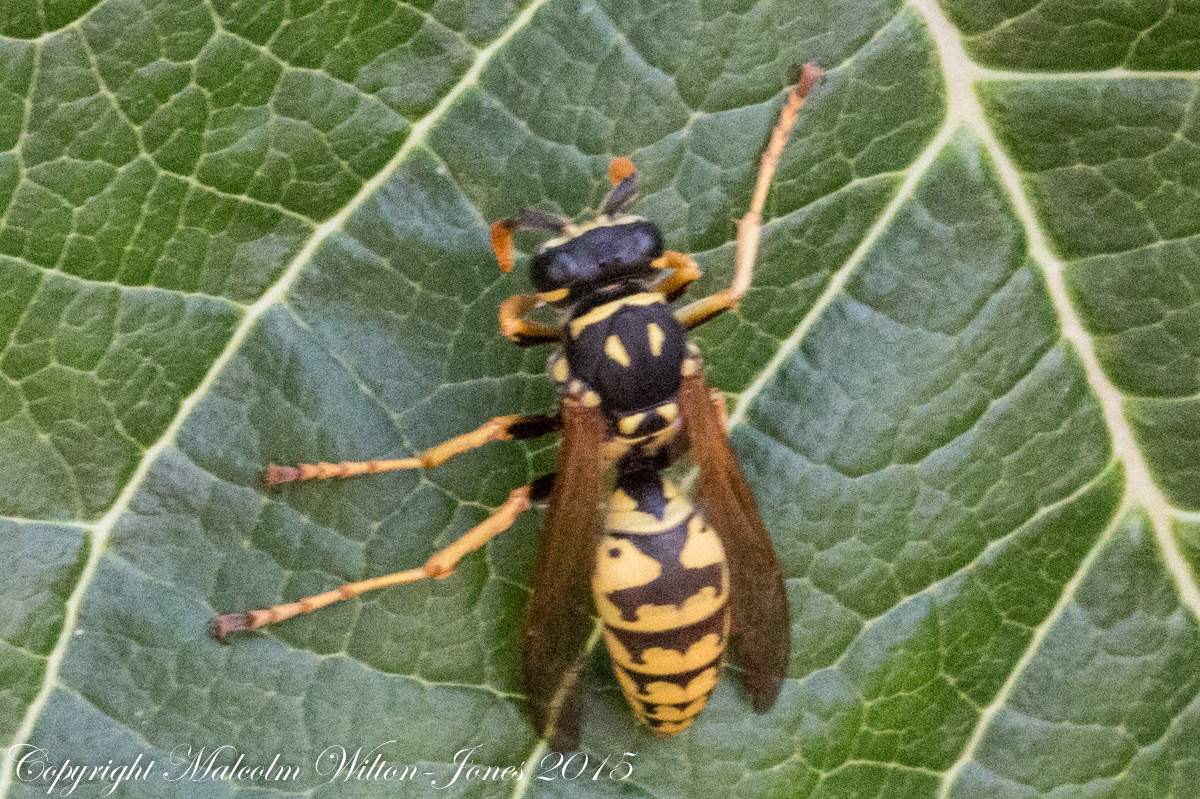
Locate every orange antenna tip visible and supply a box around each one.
[608,157,636,186]
[490,219,518,272]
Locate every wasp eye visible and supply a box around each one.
[531,250,581,293]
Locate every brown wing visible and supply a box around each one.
[521,398,607,751]
[678,370,790,711]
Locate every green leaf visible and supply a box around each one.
[2,1,1199,798]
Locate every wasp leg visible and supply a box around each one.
[499,293,562,346]
[650,251,701,302]
[265,413,560,485]
[676,63,823,331]
[211,474,556,639]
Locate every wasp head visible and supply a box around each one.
[491,159,662,302]
[529,216,663,298]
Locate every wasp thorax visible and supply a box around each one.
[530,218,664,296]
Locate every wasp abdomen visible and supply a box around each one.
[593,475,730,735]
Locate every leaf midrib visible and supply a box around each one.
[907,0,1200,610]
[909,0,1200,792]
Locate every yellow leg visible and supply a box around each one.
[650,251,701,302]
[265,413,560,485]
[499,293,562,346]
[676,63,823,330]
[210,482,544,638]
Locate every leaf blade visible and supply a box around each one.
[3,1,1200,798]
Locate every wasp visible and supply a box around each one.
[211,64,824,750]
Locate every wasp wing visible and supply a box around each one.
[678,370,790,711]
[521,399,607,751]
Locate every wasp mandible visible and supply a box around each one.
[211,63,825,751]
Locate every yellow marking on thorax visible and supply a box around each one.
[540,214,645,251]
[569,292,664,339]
[603,416,683,463]
[603,630,725,674]
[658,403,678,423]
[552,357,569,383]
[647,323,665,356]
[679,516,725,569]
[605,334,631,366]
[646,418,680,450]
[538,287,569,302]
[595,579,728,631]
[602,437,636,463]
[618,412,647,435]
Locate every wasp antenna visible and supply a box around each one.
[517,209,569,232]
[601,173,638,216]
[490,218,519,272]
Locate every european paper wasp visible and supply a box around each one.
[211,64,824,750]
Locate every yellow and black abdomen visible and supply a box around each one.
[592,474,730,735]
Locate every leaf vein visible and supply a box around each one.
[909,0,1200,627]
